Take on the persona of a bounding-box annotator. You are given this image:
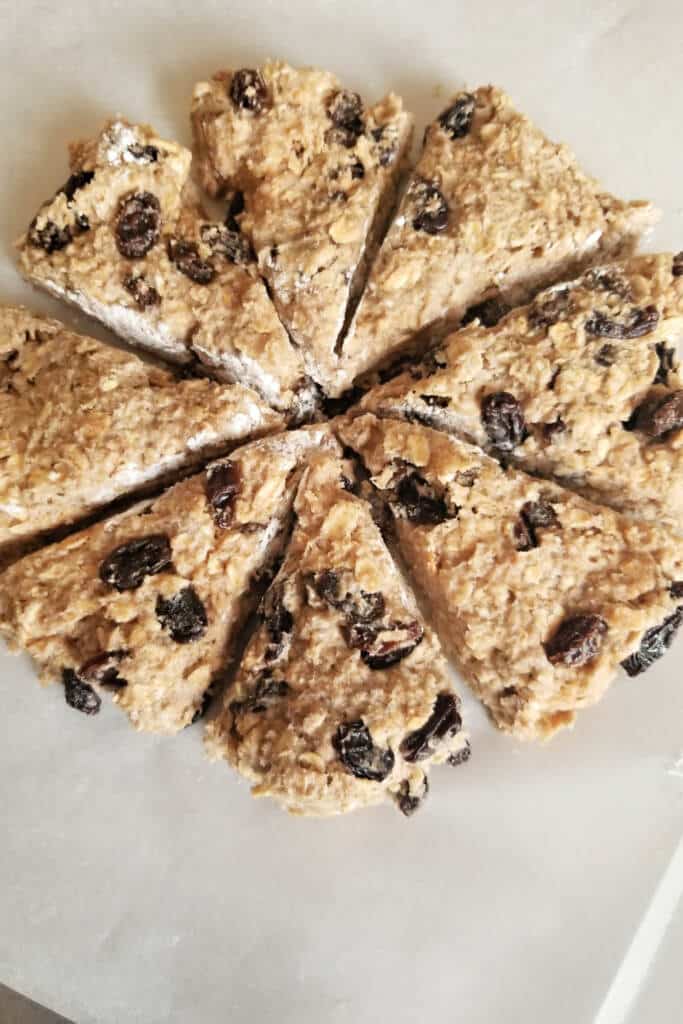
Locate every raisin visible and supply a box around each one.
[99,534,172,591]
[262,582,294,663]
[513,500,560,551]
[542,418,567,441]
[123,273,160,309]
[672,252,683,277]
[74,213,90,233]
[621,608,683,677]
[200,223,253,265]
[115,191,160,259]
[349,619,424,669]
[461,296,510,328]
[438,93,476,139]
[230,68,268,112]
[653,342,677,386]
[167,237,215,284]
[371,126,398,166]
[28,219,72,253]
[670,582,683,599]
[127,143,159,163]
[61,169,94,201]
[420,394,451,408]
[224,190,245,231]
[307,571,385,624]
[79,650,128,689]
[581,266,632,300]
[395,471,456,526]
[595,344,618,367]
[156,586,207,644]
[400,693,462,763]
[230,671,290,715]
[395,774,429,816]
[528,288,573,330]
[206,460,241,528]
[62,668,101,715]
[629,390,683,438]
[545,613,608,667]
[309,569,341,605]
[481,392,527,451]
[349,158,365,180]
[411,178,449,235]
[448,740,472,767]
[326,89,364,147]
[585,305,659,340]
[333,720,394,781]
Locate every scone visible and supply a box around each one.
[191,61,413,392]
[206,451,470,816]
[0,428,336,734]
[338,415,683,741]
[335,86,658,394]
[356,254,683,531]
[0,305,283,565]
[16,118,312,414]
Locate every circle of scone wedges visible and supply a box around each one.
[2,60,682,818]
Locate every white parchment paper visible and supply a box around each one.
[1,1,682,1021]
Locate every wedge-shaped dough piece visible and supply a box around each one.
[336,86,658,394]
[358,254,683,531]
[206,451,470,816]
[191,61,413,392]
[0,305,283,565]
[339,415,683,741]
[16,118,311,414]
[0,428,335,734]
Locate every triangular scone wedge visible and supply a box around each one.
[0,305,283,565]
[357,254,683,532]
[206,451,470,817]
[338,415,683,741]
[0,427,336,734]
[16,119,312,414]
[335,86,658,394]
[191,61,413,392]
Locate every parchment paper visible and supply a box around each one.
[1,1,682,1021]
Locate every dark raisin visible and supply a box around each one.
[310,569,341,605]
[371,127,398,166]
[438,93,476,139]
[595,344,618,367]
[62,668,101,715]
[230,68,268,112]
[481,392,527,451]
[448,740,472,767]
[79,650,128,689]
[262,582,294,663]
[74,213,90,233]
[629,390,683,438]
[514,500,560,551]
[333,720,394,781]
[670,581,683,599]
[542,418,567,441]
[621,608,683,677]
[200,223,253,265]
[61,169,94,201]
[349,158,365,180]
[396,471,456,526]
[527,288,573,330]
[585,305,659,340]
[127,143,159,164]
[230,671,290,715]
[99,534,172,591]
[654,342,677,386]
[461,296,510,328]
[349,620,424,669]
[156,586,207,644]
[581,267,632,300]
[308,571,385,624]
[411,178,449,235]
[672,252,683,277]
[123,273,160,309]
[206,461,241,528]
[115,191,161,259]
[394,774,429,816]
[167,237,215,284]
[420,394,451,408]
[326,89,364,147]
[400,693,462,762]
[28,219,72,253]
[545,613,608,667]
[224,190,245,231]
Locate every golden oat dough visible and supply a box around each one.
[357,254,683,531]
[336,86,658,394]
[339,415,683,741]
[191,61,413,393]
[16,118,312,414]
[0,427,337,734]
[0,305,283,565]
[206,452,470,816]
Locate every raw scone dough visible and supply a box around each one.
[0,305,283,564]
[0,428,337,734]
[191,61,414,392]
[336,86,658,394]
[357,253,683,531]
[16,118,312,414]
[339,415,683,740]
[206,451,470,816]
